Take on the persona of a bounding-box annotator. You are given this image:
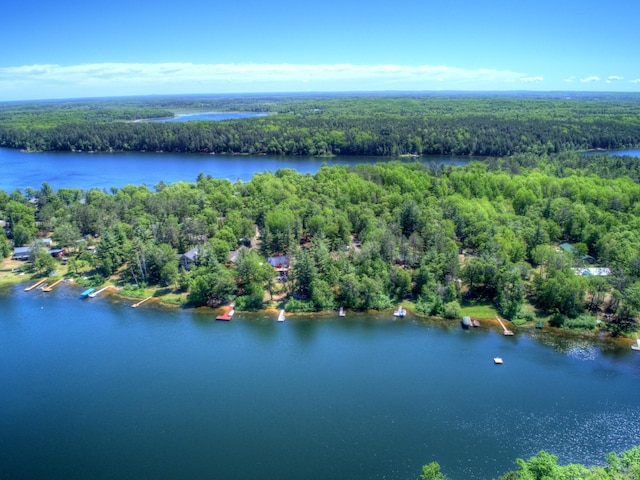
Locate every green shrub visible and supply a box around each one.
[443,301,461,319]
[284,298,317,312]
[563,313,598,330]
[549,312,567,327]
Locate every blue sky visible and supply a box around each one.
[1,0,638,100]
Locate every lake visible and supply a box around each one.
[151,111,269,122]
[611,148,640,158]
[0,147,472,192]
[1,283,639,480]
[2,146,639,194]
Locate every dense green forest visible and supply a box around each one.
[1,93,640,156]
[2,149,639,335]
[418,445,640,479]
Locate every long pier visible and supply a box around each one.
[496,316,514,336]
[24,278,47,292]
[43,278,65,292]
[131,296,154,308]
[89,285,114,298]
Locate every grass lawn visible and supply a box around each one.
[460,300,498,319]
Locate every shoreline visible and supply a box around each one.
[3,272,637,351]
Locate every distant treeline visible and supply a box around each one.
[1,94,640,156]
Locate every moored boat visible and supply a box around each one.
[461,316,471,329]
[393,306,406,317]
[277,309,285,322]
[339,306,346,317]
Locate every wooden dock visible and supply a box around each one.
[88,285,114,298]
[42,278,64,292]
[24,278,47,292]
[216,303,235,321]
[496,317,514,336]
[131,296,153,308]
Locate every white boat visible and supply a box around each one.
[339,306,346,317]
[277,309,285,322]
[393,306,406,317]
[632,338,640,351]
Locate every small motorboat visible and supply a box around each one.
[393,306,406,317]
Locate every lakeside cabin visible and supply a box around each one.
[179,246,200,270]
[268,256,290,281]
[12,246,32,261]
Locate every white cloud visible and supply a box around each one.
[606,75,624,83]
[580,76,601,83]
[0,62,536,100]
[564,76,576,83]
[629,78,640,84]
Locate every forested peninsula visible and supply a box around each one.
[1,93,640,338]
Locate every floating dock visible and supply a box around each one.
[339,306,346,317]
[494,357,504,364]
[277,309,285,322]
[24,278,48,292]
[496,317,514,336]
[216,303,235,321]
[42,278,64,292]
[80,288,95,298]
[131,296,153,308]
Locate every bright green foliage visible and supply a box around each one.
[418,462,449,480]
[0,229,10,258]
[188,263,236,307]
[495,446,640,479]
[34,250,55,274]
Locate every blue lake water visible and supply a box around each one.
[610,148,640,157]
[0,284,639,480]
[0,147,472,192]
[152,111,268,122]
